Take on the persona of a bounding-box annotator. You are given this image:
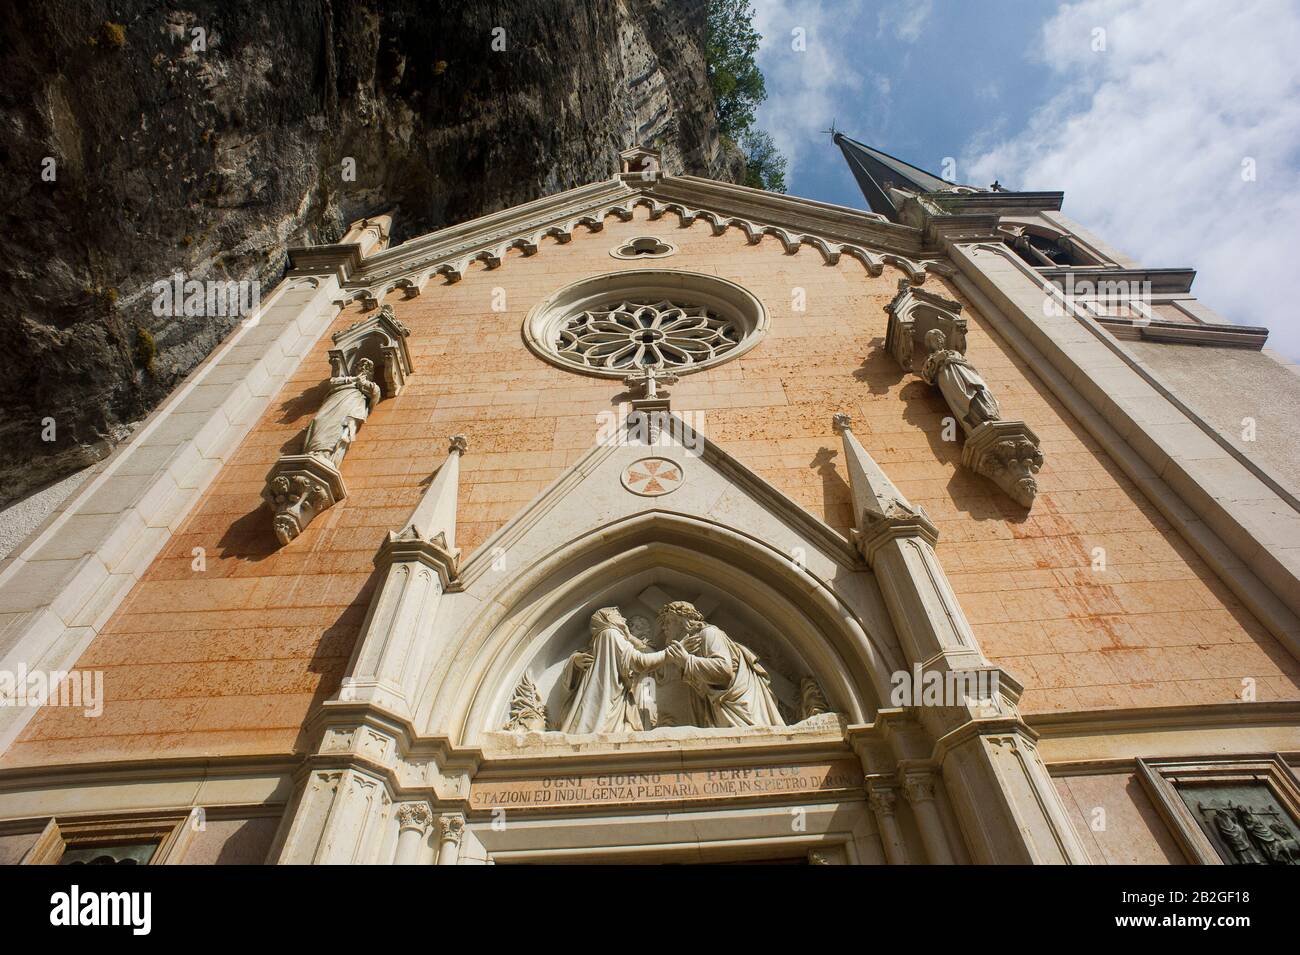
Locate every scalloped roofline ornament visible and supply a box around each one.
[296,174,957,307]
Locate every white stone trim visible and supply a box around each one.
[946,242,1300,658]
[468,800,878,864]
[1029,701,1300,768]
[0,755,297,824]
[345,176,954,300]
[0,277,346,755]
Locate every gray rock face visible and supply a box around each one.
[0,0,741,504]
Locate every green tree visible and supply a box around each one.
[706,0,788,193]
[706,0,767,141]
[741,129,787,193]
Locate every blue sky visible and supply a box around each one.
[752,0,1300,358]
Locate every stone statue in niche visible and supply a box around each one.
[301,357,382,467]
[263,308,414,547]
[658,600,786,729]
[884,279,1043,508]
[557,607,670,734]
[918,328,1000,431]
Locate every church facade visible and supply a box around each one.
[1,141,1298,865]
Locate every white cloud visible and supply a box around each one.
[877,0,934,42]
[965,0,1300,357]
[752,0,878,171]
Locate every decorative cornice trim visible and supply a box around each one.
[329,176,956,301]
[1026,700,1300,738]
[1040,266,1197,296]
[1097,315,1268,349]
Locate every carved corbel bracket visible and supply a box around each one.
[961,420,1043,508]
[329,304,414,398]
[884,278,967,371]
[263,454,347,545]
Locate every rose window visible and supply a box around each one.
[556,300,740,370]
[524,270,767,378]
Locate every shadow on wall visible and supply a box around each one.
[289,566,389,757]
[810,446,850,529]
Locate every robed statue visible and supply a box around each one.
[658,600,785,728]
[918,328,1000,431]
[558,607,669,734]
[301,357,382,467]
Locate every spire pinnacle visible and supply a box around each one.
[833,132,959,219]
[832,413,937,560]
[380,435,468,585]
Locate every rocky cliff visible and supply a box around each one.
[0,0,741,503]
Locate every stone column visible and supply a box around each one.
[393,803,433,865]
[435,814,465,865]
[903,772,955,865]
[936,723,1088,865]
[338,436,467,720]
[834,414,1089,864]
[866,782,909,865]
[277,767,392,865]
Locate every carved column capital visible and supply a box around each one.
[903,772,937,805]
[396,802,433,834]
[866,781,899,816]
[436,813,465,846]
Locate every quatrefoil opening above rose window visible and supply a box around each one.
[609,235,677,259]
[523,269,768,378]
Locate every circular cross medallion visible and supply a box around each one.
[621,457,684,497]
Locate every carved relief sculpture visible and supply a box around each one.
[505,673,548,732]
[798,676,830,721]
[263,306,414,545]
[659,600,785,728]
[1197,799,1300,865]
[544,600,805,735]
[884,279,1043,507]
[558,608,670,734]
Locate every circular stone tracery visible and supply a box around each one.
[558,300,739,371]
[523,270,767,379]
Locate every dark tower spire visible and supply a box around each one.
[833,131,956,220]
